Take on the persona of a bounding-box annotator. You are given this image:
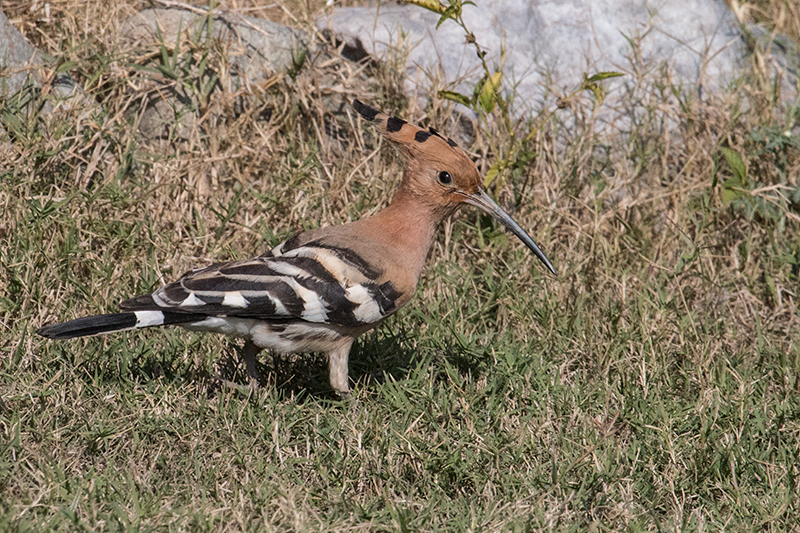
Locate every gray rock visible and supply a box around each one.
[317,0,750,115]
[742,23,800,105]
[0,8,38,96]
[1,7,88,146]
[0,8,82,101]
[119,7,311,87]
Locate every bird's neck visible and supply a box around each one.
[364,186,444,281]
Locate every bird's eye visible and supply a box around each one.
[437,171,452,185]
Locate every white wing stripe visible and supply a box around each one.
[345,285,372,304]
[266,260,311,278]
[273,297,288,315]
[180,292,205,307]
[218,273,285,284]
[283,278,329,322]
[222,291,249,308]
[135,310,165,327]
[285,247,362,284]
[353,300,382,323]
[345,284,384,322]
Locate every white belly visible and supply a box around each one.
[179,317,354,353]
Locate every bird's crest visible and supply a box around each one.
[353,99,460,149]
[352,99,479,190]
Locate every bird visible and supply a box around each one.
[37,99,556,396]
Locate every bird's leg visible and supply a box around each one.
[242,339,262,390]
[328,338,354,398]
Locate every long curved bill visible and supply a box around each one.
[464,188,557,275]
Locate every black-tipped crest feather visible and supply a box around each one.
[352,99,380,122]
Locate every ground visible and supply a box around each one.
[1,0,799,530]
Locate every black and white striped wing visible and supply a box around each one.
[119,240,403,329]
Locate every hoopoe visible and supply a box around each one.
[37,100,556,396]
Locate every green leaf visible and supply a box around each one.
[1,112,24,135]
[720,147,749,205]
[478,71,502,114]
[676,252,693,274]
[436,2,461,29]
[484,160,506,187]
[438,90,472,107]
[580,72,624,106]
[405,0,444,14]
[720,182,745,205]
[585,71,625,83]
[720,147,747,185]
[56,61,80,73]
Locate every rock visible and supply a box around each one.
[0,8,83,104]
[317,0,750,116]
[741,23,800,105]
[0,8,38,96]
[1,7,89,146]
[119,7,311,88]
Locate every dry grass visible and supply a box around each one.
[729,0,800,43]
[2,0,800,531]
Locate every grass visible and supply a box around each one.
[2,0,800,530]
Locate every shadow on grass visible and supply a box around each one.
[63,324,489,401]
[206,327,423,401]
[440,338,490,382]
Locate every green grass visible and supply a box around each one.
[2,0,800,530]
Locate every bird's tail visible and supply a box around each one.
[37,310,205,340]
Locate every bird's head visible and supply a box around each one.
[353,99,556,275]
